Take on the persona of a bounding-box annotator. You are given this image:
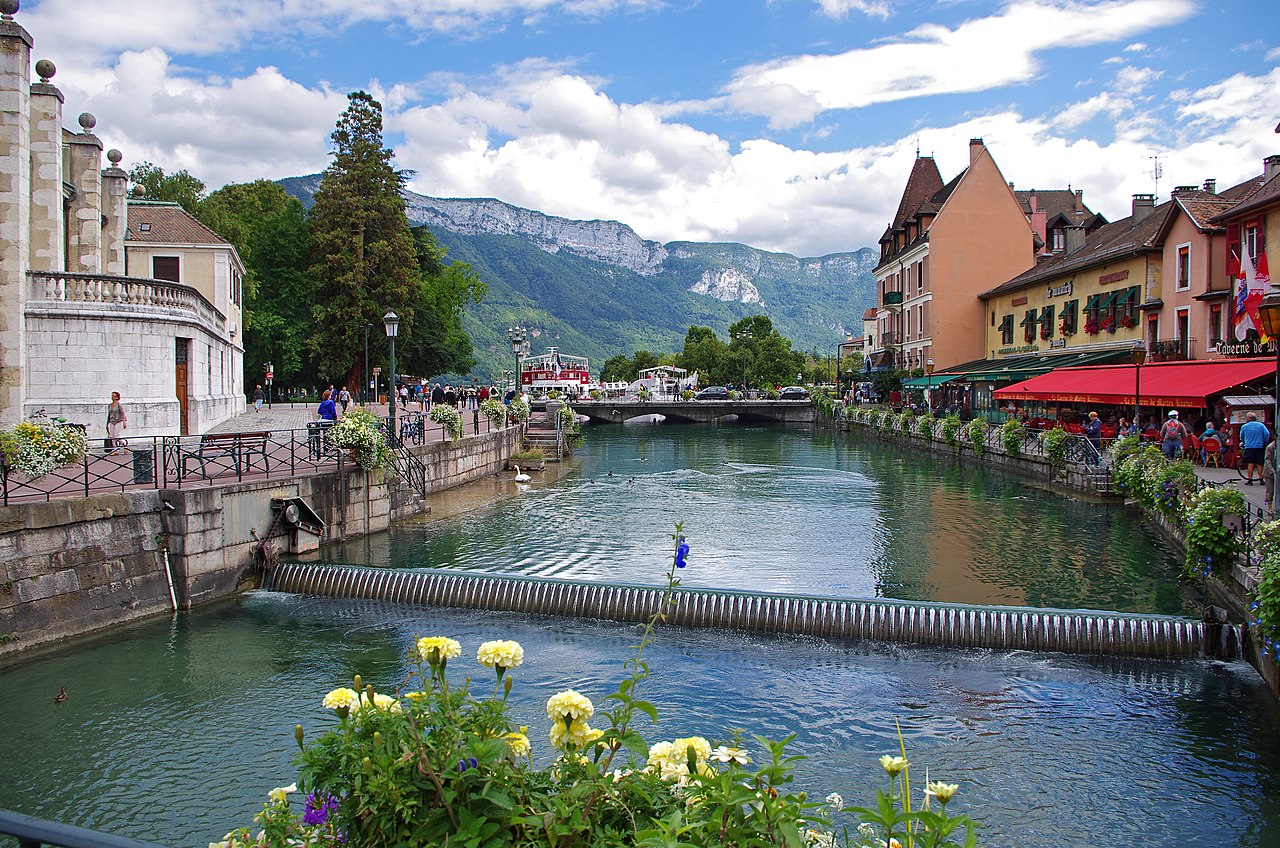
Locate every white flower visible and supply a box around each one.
[709,745,752,766]
[267,783,296,804]
[823,791,844,811]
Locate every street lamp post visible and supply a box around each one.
[1131,340,1147,435]
[1255,290,1280,513]
[925,359,935,411]
[384,311,400,425]
[508,326,528,398]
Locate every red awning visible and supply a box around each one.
[993,360,1277,408]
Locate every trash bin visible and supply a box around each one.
[130,448,154,484]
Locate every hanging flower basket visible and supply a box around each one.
[327,408,392,470]
[429,404,464,441]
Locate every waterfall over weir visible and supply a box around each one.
[265,563,1234,659]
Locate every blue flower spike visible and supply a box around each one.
[675,537,690,569]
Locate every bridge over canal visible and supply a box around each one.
[560,399,817,425]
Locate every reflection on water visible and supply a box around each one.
[1,594,1277,848]
[326,423,1189,613]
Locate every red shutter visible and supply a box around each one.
[1226,222,1241,277]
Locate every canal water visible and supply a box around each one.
[3,423,1278,847]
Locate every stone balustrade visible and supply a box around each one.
[27,270,226,333]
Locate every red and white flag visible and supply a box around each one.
[1233,247,1271,341]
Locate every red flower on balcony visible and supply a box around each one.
[1100,316,1116,333]
[1040,325,1053,339]
[1119,314,1137,329]
[1084,318,1100,336]
[1060,321,1074,336]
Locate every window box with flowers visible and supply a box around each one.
[1119,314,1137,329]
[1100,315,1116,334]
[1084,318,1101,336]
[1040,325,1053,340]
[1060,321,1075,337]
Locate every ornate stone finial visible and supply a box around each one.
[107,148,123,166]
[0,1,19,22]
[78,112,96,132]
[130,184,145,197]
[34,59,54,82]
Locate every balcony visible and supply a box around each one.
[1147,337,1195,362]
[27,270,226,336]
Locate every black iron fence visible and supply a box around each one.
[0,415,504,506]
[0,808,166,848]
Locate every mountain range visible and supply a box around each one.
[279,175,877,379]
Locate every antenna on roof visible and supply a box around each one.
[1149,153,1163,198]
[915,137,920,157]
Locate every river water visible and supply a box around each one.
[3,423,1278,847]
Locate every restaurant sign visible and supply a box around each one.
[997,344,1038,355]
[1046,281,1073,298]
[1215,338,1278,356]
[1048,338,1067,349]
[1098,269,1129,286]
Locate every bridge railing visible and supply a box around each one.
[0,808,167,848]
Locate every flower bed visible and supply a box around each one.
[0,419,88,477]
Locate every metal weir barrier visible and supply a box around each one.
[264,563,1228,660]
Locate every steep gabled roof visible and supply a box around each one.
[1214,172,1280,222]
[126,201,230,246]
[862,307,878,320]
[1166,189,1235,233]
[891,157,945,230]
[980,201,1175,299]
[1014,189,1093,224]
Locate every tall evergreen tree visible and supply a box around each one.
[308,91,419,382]
[128,162,206,214]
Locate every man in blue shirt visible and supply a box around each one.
[1238,411,1271,485]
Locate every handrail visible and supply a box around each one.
[0,808,168,848]
[27,270,227,332]
[380,415,429,499]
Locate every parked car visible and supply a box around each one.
[694,386,730,400]
[779,386,809,400]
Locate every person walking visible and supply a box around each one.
[444,385,457,409]
[253,384,264,413]
[1239,411,1271,485]
[338,386,351,414]
[1159,410,1188,460]
[1083,411,1102,463]
[105,391,128,455]
[430,383,444,411]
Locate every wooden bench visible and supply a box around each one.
[181,431,270,478]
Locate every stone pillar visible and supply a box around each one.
[65,111,102,274]
[0,1,32,425]
[101,148,127,275]
[27,57,62,273]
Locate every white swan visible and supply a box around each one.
[513,465,531,483]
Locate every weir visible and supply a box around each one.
[264,563,1237,659]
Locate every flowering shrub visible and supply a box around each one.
[1042,426,1069,469]
[1000,419,1026,458]
[940,415,962,447]
[429,403,464,441]
[965,419,988,456]
[728,390,744,400]
[325,409,392,471]
[1184,486,1245,578]
[480,398,507,428]
[589,389,602,400]
[213,529,981,848]
[507,399,530,425]
[1251,520,1280,659]
[0,419,88,477]
[638,388,653,401]
[898,409,915,434]
[915,413,935,438]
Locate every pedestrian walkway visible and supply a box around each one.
[1193,464,1273,516]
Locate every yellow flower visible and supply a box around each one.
[322,688,359,712]
[924,781,959,803]
[354,692,401,713]
[505,728,531,758]
[546,689,594,724]
[477,639,525,670]
[673,736,712,766]
[415,636,462,664]
[549,719,601,751]
[879,754,909,776]
[267,783,296,804]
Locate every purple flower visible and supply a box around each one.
[303,793,339,826]
[675,538,689,569]
[458,756,478,773]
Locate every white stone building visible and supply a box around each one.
[0,3,244,439]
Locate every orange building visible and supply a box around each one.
[870,139,1038,372]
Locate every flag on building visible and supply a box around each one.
[1234,247,1271,341]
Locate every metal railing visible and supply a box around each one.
[1147,337,1196,362]
[0,808,167,848]
[0,416,504,506]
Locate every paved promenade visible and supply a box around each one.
[1193,463,1274,516]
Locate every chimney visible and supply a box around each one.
[969,137,984,165]
[1132,193,1155,223]
[1172,185,1197,195]
[1074,188,1083,211]
[1265,155,1280,182]
[1203,178,1216,194]
[1065,225,1086,254]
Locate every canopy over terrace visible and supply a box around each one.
[994,360,1277,409]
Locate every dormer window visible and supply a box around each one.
[1051,229,1064,251]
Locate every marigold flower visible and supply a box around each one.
[709,744,751,766]
[505,729,531,758]
[321,688,359,712]
[354,692,401,713]
[924,781,959,803]
[415,636,461,664]
[673,736,711,765]
[546,689,594,724]
[879,754,909,776]
[477,639,525,670]
[549,719,601,751]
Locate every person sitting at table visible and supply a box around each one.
[1200,421,1223,462]
[317,389,337,422]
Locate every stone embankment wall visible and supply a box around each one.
[0,426,522,659]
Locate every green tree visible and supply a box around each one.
[128,162,206,214]
[198,180,317,388]
[394,226,488,378]
[726,316,804,388]
[677,326,728,384]
[600,354,635,382]
[308,91,420,384]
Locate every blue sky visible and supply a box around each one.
[18,0,1280,255]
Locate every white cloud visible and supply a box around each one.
[815,0,892,20]
[1124,41,1147,52]
[725,0,1196,127]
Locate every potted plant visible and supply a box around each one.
[1084,317,1100,336]
[327,408,392,470]
[429,404,464,441]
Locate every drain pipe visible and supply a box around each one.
[161,546,178,613]
[157,498,179,613]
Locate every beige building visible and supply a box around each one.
[1,5,244,436]
[870,139,1039,372]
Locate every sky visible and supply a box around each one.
[17,0,1280,257]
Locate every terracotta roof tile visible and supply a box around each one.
[1014,189,1093,223]
[1214,172,1280,222]
[126,201,230,246]
[891,157,945,230]
[862,307,878,320]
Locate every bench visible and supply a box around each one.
[181,431,270,478]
